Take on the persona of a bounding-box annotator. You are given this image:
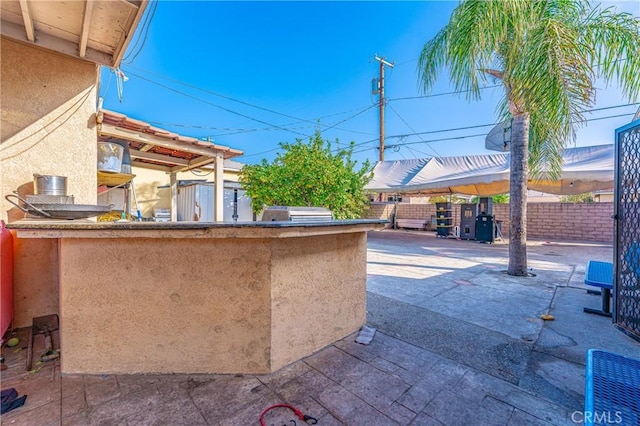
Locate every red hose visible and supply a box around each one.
[259,403,317,425]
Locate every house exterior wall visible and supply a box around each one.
[129,167,241,218]
[1,38,99,327]
[368,202,614,243]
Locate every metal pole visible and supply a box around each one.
[232,189,238,222]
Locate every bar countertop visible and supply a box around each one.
[7,219,388,239]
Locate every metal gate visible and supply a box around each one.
[614,119,640,341]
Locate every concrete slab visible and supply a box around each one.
[367,292,533,384]
[2,230,639,425]
[536,286,640,363]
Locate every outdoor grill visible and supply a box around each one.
[260,206,333,222]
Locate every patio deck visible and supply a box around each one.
[1,229,638,425]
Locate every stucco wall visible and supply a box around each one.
[59,237,272,374]
[374,202,615,243]
[55,229,368,374]
[270,232,367,370]
[1,38,99,327]
[129,167,241,218]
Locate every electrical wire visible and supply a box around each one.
[123,0,158,64]
[350,111,637,156]
[387,103,442,157]
[124,66,375,136]
[388,85,502,102]
[352,102,639,149]
[316,104,377,136]
[123,71,309,136]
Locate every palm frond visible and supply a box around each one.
[582,5,640,101]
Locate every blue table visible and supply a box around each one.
[584,260,613,317]
[585,349,640,425]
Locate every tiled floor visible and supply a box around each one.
[1,329,574,425]
[2,230,639,425]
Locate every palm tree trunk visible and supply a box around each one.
[508,113,530,276]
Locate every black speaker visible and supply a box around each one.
[476,214,495,243]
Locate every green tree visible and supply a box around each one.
[239,131,372,220]
[560,193,594,203]
[429,195,468,204]
[471,194,510,204]
[418,0,640,275]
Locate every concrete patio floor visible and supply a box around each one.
[1,229,639,425]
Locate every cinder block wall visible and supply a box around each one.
[365,202,614,243]
[364,203,395,221]
[520,203,614,242]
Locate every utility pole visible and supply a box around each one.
[374,54,394,162]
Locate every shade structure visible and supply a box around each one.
[366,144,614,196]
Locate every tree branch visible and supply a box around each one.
[481,68,504,80]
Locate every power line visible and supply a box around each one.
[358,102,639,146]
[350,111,637,156]
[124,66,375,136]
[122,71,309,136]
[351,133,489,155]
[316,104,377,136]
[388,85,501,102]
[387,103,442,157]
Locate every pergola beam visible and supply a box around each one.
[79,0,95,58]
[99,123,226,158]
[18,0,35,42]
[171,156,215,174]
[129,149,190,167]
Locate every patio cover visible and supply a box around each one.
[366,144,614,196]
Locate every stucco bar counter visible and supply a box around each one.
[8,219,386,375]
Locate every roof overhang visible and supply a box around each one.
[98,109,244,174]
[0,0,148,68]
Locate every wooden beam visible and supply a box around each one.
[0,19,113,66]
[214,153,224,222]
[171,155,216,174]
[99,123,224,158]
[170,172,178,222]
[111,0,149,68]
[130,150,190,167]
[18,0,35,42]
[79,0,95,58]
[139,144,154,152]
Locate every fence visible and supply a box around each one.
[365,202,614,243]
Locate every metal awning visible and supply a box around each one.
[0,0,148,68]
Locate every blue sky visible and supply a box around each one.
[99,1,640,166]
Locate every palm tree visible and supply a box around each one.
[419,0,640,276]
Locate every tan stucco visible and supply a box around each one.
[1,38,99,327]
[129,167,241,218]
[10,222,377,374]
[270,232,367,370]
[59,237,272,374]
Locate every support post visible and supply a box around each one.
[214,153,224,222]
[170,172,177,222]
